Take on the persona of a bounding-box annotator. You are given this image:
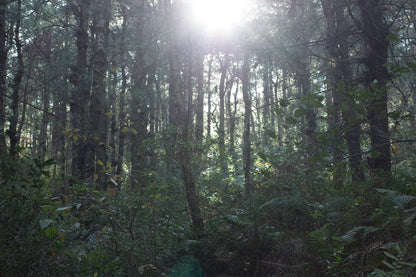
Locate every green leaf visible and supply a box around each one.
[372,268,387,276]
[264,129,277,139]
[56,206,71,212]
[39,219,54,229]
[386,33,399,42]
[389,111,401,121]
[40,205,54,212]
[43,158,55,167]
[258,151,267,161]
[44,226,58,238]
[294,108,306,118]
[279,99,290,107]
[381,260,396,270]
[406,62,416,72]
[285,116,298,125]
[383,251,398,261]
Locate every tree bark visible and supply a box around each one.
[0,0,7,156]
[358,0,391,176]
[116,3,128,179]
[8,0,23,158]
[130,1,149,191]
[90,0,111,190]
[167,1,203,231]
[194,51,204,152]
[218,54,230,176]
[242,53,252,197]
[227,73,238,171]
[321,0,365,183]
[70,0,92,183]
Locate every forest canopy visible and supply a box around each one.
[1,0,416,276]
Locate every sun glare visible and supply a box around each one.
[189,0,251,34]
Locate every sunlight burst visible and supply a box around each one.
[189,0,251,33]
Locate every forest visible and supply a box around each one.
[1,0,416,276]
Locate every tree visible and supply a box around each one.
[242,52,252,197]
[8,0,23,159]
[90,0,111,189]
[218,53,230,176]
[69,0,92,183]
[358,0,392,176]
[0,0,7,156]
[167,0,203,231]
[321,0,365,182]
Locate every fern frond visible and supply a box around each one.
[259,196,307,211]
[325,197,356,212]
[339,226,380,244]
[224,214,253,227]
[376,189,416,208]
[393,194,416,208]
[404,207,416,225]
[308,223,332,252]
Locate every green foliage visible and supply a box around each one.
[0,152,193,276]
[370,244,416,277]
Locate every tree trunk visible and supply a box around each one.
[227,74,238,171]
[206,56,213,138]
[90,0,111,190]
[262,58,272,147]
[167,1,203,231]
[116,4,128,179]
[219,54,230,176]
[130,4,148,190]
[358,0,391,176]
[0,0,7,156]
[242,53,252,197]
[70,0,92,183]
[321,0,365,184]
[8,0,23,158]
[194,51,204,152]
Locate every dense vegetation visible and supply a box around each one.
[1,0,416,276]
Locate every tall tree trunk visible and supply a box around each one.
[194,51,204,152]
[358,0,391,176]
[116,3,128,179]
[90,0,111,190]
[321,0,344,185]
[108,60,117,169]
[218,54,230,176]
[38,31,52,163]
[167,1,203,231]
[206,56,213,138]
[70,0,92,183]
[52,100,66,180]
[297,62,317,161]
[39,88,50,163]
[227,75,238,171]
[0,0,7,156]
[130,1,151,190]
[262,58,271,147]
[8,0,23,158]
[322,0,365,182]
[242,53,252,197]
[278,69,287,148]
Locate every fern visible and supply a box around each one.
[376,189,416,208]
[223,214,253,227]
[338,226,380,244]
[308,223,332,253]
[404,207,416,225]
